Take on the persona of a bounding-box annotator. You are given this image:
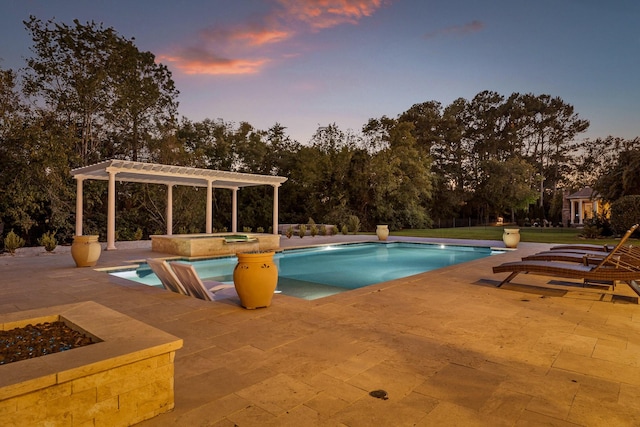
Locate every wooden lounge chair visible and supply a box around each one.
[523,225,640,267]
[493,240,640,298]
[523,246,640,267]
[146,258,188,295]
[549,224,638,252]
[168,261,237,301]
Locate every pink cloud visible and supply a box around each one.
[158,47,269,75]
[199,25,293,47]
[161,0,390,76]
[276,0,389,29]
[424,20,485,40]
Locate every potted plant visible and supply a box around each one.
[233,251,278,309]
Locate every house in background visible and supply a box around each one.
[562,186,609,226]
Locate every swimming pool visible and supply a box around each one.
[111,242,503,300]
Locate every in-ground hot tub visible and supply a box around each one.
[150,233,280,257]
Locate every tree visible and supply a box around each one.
[22,16,178,166]
[465,91,509,163]
[513,93,589,207]
[610,195,640,235]
[106,39,179,161]
[573,137,640,189]
[397,101,443,152]
[428,98,472,220]
[475,158,539,223]
[594,149,640,201]
[367,121,433,229]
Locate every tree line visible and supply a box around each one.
[1,17,639,246]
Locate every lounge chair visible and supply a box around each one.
[146,258,188,295]
[492,240,640,298]
[523,225,640,267]
[168,261,237,301]
[523,246,640,266]
[549,224,638,252]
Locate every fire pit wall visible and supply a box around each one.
[0,302,183,426]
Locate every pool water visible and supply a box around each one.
[111,242,502,300]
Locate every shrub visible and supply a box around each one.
[256,226,265,233]
[38,231,58,252]
[309,224,318,237]
[285,225,293,239]
[329,225,337,236]
[610,195,640,235]
[341,225,348,235]
[581,222,602,239]
[242,226,252,232]
[586,212,612,236]
[319,225,327,236]
[346,215,361,235]
[116,226,143,241]
[298,224,307,238]
[4,230,25,254]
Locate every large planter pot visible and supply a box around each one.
[376,225,389,241]
[233,251,278,309]
[502,228,520,248]
[71,235,102,267]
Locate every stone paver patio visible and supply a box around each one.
[1,235,640,426]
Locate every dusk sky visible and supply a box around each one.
[1,0,639,144]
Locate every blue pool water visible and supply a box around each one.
[110,242,502,300]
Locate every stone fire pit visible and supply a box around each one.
[0,301,182,426]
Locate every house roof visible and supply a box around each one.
[70,159,287,189]
[567,186,599,200]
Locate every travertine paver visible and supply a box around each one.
[1,235,640,426]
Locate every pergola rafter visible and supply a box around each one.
[71,160,287,250]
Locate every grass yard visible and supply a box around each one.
[394,226,636,246]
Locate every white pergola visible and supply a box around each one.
[71,160,288,250]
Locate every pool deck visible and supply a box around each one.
[2,234,640,426]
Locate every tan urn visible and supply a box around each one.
[376,225,389,241]
[502,228,520,248]
[71,235,102,267]
[233,251,278,309]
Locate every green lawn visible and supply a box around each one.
[393,226,634,246]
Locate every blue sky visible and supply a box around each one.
[1,0,638,144]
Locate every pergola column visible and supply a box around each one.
[232,187,238,233]
[272,184,280,235]
[166,184,173,235]
[206,180,213,234]
[75,177,84,236]
[107,171,117,250]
